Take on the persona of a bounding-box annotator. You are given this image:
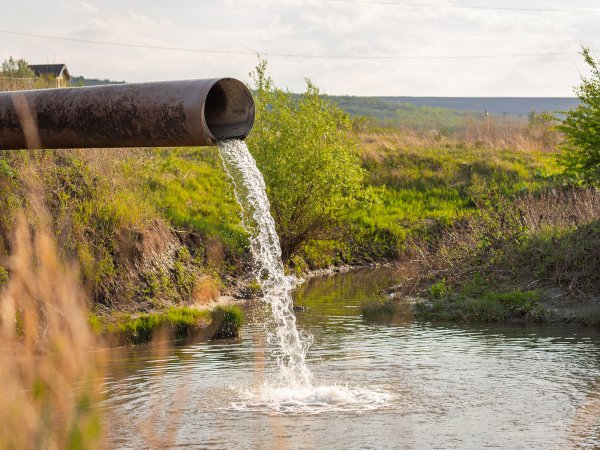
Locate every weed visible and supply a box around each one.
[0,218,104,449]
[210,305,244,339]
[104,307,211,345]
[429,278,451,299]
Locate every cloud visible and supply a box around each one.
[73,2,98,14]
[3,0,599,95]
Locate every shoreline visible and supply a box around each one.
[95,255,600,348]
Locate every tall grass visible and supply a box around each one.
[359,113,560,153]
[0,76,58,92]
[409,187,600,322]
[334,127,561,261]
[0,215,241,447]
[0,217,104,449]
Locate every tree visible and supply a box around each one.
[247,60,372,260]
[558,48,600,186]
[0,57,35,78]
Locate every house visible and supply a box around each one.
[28,64,71,87]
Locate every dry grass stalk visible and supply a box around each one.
[0,77,59,92]
[360,115,561,153]
[0,216,105,449]
[517,188,600,231]
[409,187,600,294]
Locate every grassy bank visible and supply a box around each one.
[406,188,600,325]
[292,123,560,269]
[0,71,593,330]
[90,305,244,345]
[0,120,569,323]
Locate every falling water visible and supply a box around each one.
[217,139,312,387]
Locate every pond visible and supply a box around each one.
[103,268,600,449]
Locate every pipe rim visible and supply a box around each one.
[203,78,255,142]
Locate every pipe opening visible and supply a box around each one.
[204,78,255,141]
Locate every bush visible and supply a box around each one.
[103,307,211,345]
[210,305,244,339]
[558,48,600,186]
[247,59,373,260]
[429,278,451,299]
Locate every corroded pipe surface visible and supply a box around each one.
[0,78,254,149]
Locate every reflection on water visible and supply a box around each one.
[103,268,600,449]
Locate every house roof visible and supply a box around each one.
[28,64,70,79]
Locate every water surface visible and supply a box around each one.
[104,268,600,449]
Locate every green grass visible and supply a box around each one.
[342,139,560,259]
[410,185,600,325]
[91,307,212,345]
[131,147,247,254]
[89,304,245,345]
[210,305,244,339]
[416,288,546,323]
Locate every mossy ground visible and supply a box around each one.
[89,305,244,345]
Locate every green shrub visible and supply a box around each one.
[210,305,244,339]
[1,56,35,78]
[558,48,600,186]
[248,59,373,260]
[429,278,451,299]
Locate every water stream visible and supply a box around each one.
[216,139,388,412]
[217,139,311,387]
[98,140,600,447]
[103,268,600,448]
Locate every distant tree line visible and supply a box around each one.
[0,57,35,78]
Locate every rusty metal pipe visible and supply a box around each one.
[0,78,254,150]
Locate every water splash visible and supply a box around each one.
[230,384,393,415]
[217,139,311,387]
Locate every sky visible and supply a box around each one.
[1,0,599,96]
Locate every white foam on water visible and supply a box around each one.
[229,383,394,415]
[217,139,392,413]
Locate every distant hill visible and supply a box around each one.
[328,96,580,119]
[378,97,581,116]
[326,95,470,131]
[70,76,125,87]
[325,95,581,131]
